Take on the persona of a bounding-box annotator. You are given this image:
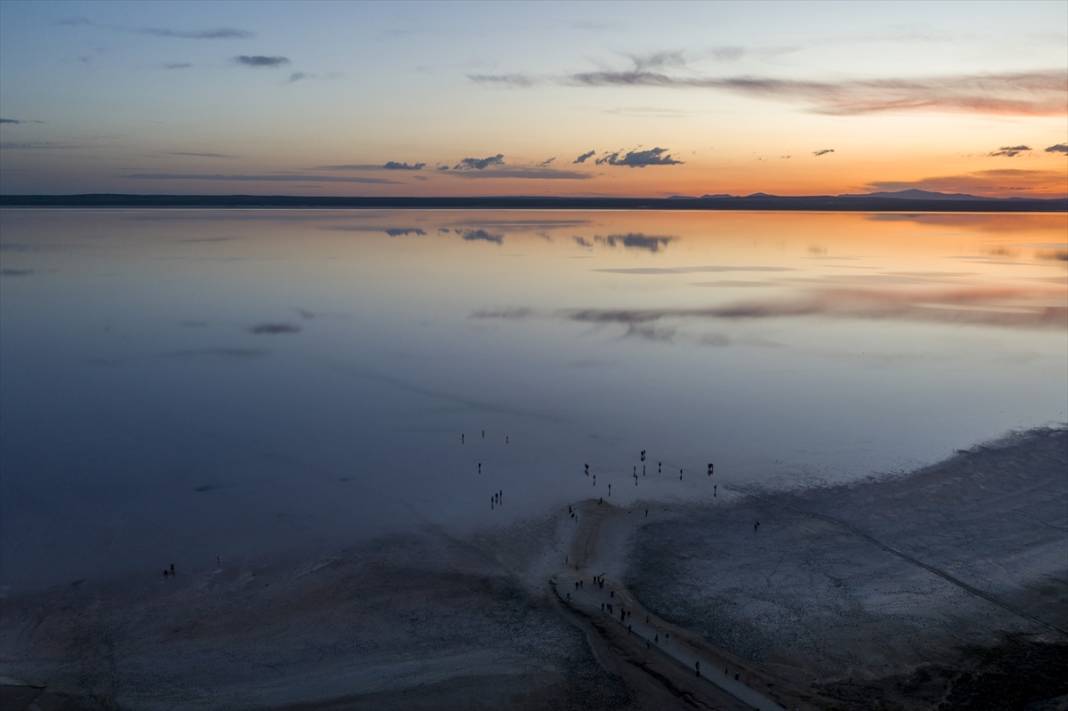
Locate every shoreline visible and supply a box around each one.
[2,194,1066,212]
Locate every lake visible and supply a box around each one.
[1,209,1065,590]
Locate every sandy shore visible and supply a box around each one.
[629,426,1068,708]
[2,426,1066,709]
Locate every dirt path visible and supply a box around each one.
[551,500,823,710]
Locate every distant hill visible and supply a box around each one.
[839,189,984,201]
[1,192,1065,212]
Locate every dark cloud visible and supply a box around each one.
[812,148,835,157]
[140,27,253,39]
[595,147,683,167]
[165,151,236,159]
[989,145,1031,157]
[466,73,537,87]
[595,233,674,252]
[162,62,193,69]
[127,173,396,184]
[234,55,290,68]
[0,268,34,277]
[0,118,43,125]
[458,229,503,244]
[454,154,505,170]
[317,161,426,171]
[573,150,597,164]
[323,225,427,237]
[445,167,591,180]
[383,161,426,170]
[1044,143,1068,154]
[248,322,301,335]
[287,72,309,83]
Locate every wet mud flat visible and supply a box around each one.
[3,426,1066,710]
[628,427,1068,709]
[0,530,630,710]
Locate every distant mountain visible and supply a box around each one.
[838,189,984,201]
[2,193,1064,212]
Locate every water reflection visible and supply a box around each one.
[1,208,1065,590]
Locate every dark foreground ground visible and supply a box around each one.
[629,427,1068,710]
[2,427,1066,709]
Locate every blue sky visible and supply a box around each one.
[1,0,1066,195]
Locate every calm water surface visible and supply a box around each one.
[2,209,1066,589]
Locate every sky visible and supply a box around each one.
[0,0,1066,197]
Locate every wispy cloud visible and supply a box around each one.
[249,322,301,335]
[479,285,1066,333]
[0,141,80,150]
[813,148,835,157]
[165,151,236,159]
[471,59,1068,116]
[234,55,289,68]
[596,265,793,275]
[57,18,254,39]
[127,173,397,184]
[468,73,539,87]
[628,50,686,71]
[989,145,1030,157]
[562,286,1066,330]
[1044,143,1068,154]
[538,157,556,167]
[0,117,44,125]
[318,161,426,171]
[573,149,597,164]
[140,27,253,39]
[595,147,683,167]
[162,62,193,70]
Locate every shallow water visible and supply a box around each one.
[1,209,1065,590]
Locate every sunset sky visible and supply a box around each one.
[1,0,1066,197]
